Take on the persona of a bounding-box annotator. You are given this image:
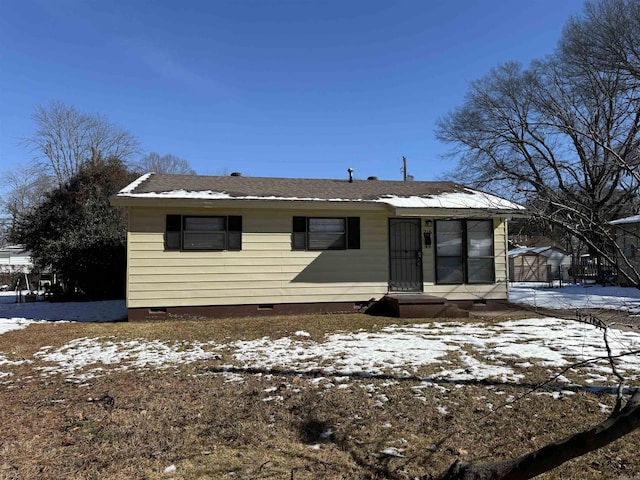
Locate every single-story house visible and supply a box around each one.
[609,214,640,286]
[110,173,525,320]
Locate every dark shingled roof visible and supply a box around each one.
[129,173,466,201]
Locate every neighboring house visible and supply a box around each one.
[609,214,640,286]
[0,245,33,271]
[0,245,34,289]
[508,246,571,283]
[110,173,525,320]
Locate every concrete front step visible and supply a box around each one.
[383,294,470,319]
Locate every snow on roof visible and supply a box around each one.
[114,173,525,212]
[117,188,522,210]
[508,246,552,257]
[118,172,153,194]
[0,245,29,255]
[609,214,640,225]
[377,191,522,209]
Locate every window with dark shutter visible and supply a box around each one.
[183,216,226,250]
[165,215,242,251]
[308,218,346,250]
[292,216,360,251]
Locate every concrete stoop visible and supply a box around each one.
[383,294,470,319]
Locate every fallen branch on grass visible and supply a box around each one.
[440,388,640,480]
[439,310,640,480]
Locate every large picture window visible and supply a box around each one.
[435,219,494,284]
[292,217,360,251]
[165,215,242,251]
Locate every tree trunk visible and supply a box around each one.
[439,390,640,480]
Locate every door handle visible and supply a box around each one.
[416,250,422,265]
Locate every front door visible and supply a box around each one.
[389,218,423,292]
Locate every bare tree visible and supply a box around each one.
[24,102,140,184]
[436,0,640,287]
[0,164,55,232]
[561,0,640,83]
[134,152,196,175]
[0,214,10,247]
[432,1,640,477]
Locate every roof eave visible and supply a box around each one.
[391,206,526,217]
[111,194,526,217]
[109,195,392,211]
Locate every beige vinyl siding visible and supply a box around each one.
[494,217,509,281]
[126,206,390,308]
[125,207,510,308]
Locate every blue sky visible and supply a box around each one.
[1,0,584,185]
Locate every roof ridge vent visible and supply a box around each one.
[230,172,243,177]
[367,176,378,180]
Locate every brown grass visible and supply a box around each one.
[0,313,639,480]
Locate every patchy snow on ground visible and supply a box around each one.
[1,316,637,387]
[228,317,640,383]
[1,285,640,390]
[0,317,33,335]
[34,338,222,381]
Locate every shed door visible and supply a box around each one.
[514,255,547,282]
[389,218,423,292]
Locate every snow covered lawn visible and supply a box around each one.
[0,291,127,322]
[509,282,640,313]
[0,317,634,390]
[1,285,640,387]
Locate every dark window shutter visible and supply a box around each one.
[227,216,242,250]
[227,216,242,232]
[293,216,306,232]
[167,215,182,231]
[165,215,182,250]
[292,216,307,250]
[347,217,360,249]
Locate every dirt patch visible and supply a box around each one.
[1,367,638,480]
[1,313,639,479]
